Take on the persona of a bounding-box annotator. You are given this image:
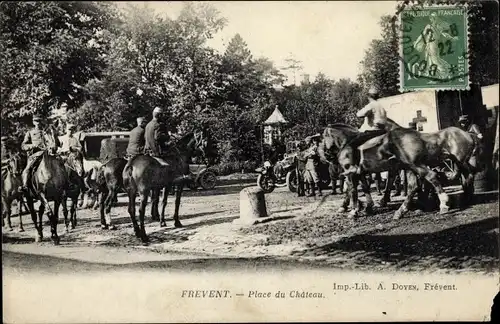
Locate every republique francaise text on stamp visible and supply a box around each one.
[399,4,470,92]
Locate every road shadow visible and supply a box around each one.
[182,184,254,197]
[305,216,499,272]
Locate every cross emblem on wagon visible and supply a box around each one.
[412,110,428,132]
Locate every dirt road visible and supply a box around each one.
[2,178,499,274]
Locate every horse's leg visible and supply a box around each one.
[138,190,149,244]
[173,184,184,228]
[103,188,116,230]
[410,165,450,214]
[70,195,78,229]
[127,190,140,238]
[50,200,61,245]
[393,171,421,220]
[37,201,45,242]
[338,180,351,213]
[360,176,374,215]
[455,162,474,207]
[25,194,42,242]
[17,197,24,232]
[150,189,160,221]
[374,172,383,195]
[402,169,408,196]
[378,170,395,208]
[160,186,169,227]
[2,197,13,231]
[347,174,360,218]
[99,190,108,229]
[62,196,70,233]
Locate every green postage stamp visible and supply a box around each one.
[399,4,469,92]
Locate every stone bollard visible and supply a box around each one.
[233,187,268,225]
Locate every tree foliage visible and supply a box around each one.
[0,1,118,136]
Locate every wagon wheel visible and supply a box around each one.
[286,170,298,192]
[199,171,217,190]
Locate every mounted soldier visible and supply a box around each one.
[144,107,170,165]
[20,114,61,192]
[346,87,396,175]
[304,133,322,197]
[126,117,146,159]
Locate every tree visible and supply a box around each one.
[358,15,399,97]
[0,1,118,136]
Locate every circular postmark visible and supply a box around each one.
[393,2,470,90]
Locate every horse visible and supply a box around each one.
[2,152,26,232]
[122,136,200,244]
[24,148,69,244]
[60,148,85,233]
[99,130,208,231]
[336,118,484,219]
[320,122,403,217]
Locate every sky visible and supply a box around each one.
[118,1,398,84]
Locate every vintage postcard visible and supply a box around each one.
[2,1,499,322]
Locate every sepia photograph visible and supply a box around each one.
[2,0,499,322]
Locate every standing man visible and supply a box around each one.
[458,115,483,139]
[20,114,61,192]
[126,117,146,159]
[304,134,322,197]
[59,123,82,154]
[144,107,170,164]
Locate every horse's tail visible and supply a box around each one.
[122,163,133,190]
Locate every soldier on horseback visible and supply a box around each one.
[346,87,396,175]
[144,107,170,164]
[20,114,61,192]
[126,117,146,159]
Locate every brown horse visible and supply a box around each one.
[60,148,85,233]
[337,118,484,219]
[24,148,69,244]
[97,131,208,231]
[320,123,399,216]
[122,139,196,243]
[2,152,26,232]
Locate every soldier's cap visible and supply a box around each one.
[66,123,76,130]
[32,115,43,121]
[153,107,162,114]
[458,115,469,122]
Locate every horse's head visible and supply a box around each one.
[321,125,358,162]
[7,152,25,177]
[65,148,85,177]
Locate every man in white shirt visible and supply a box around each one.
[59,123,82,154]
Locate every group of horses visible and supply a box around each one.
[1,131,210,245]
[2,118,484,246]
[318,118,484,220]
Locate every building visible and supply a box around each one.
[378,84,498,132]
[263,106,288,146]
